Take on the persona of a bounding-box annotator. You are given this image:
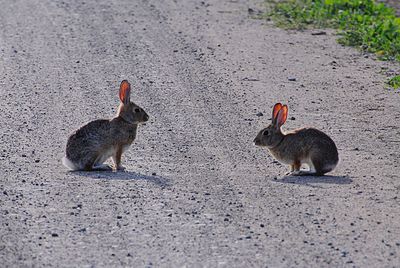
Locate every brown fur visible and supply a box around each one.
[254,103,338,176]
[62,80,149,171]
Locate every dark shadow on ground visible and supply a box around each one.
[274,175,352,185]
[70,170,170,187]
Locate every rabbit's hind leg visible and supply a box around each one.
[92,153,113,171]
[308,157,328,176]
[80,153,109,171]
[290,159,320,176]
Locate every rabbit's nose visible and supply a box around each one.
[144,114,149,122]
[253,138,259,145]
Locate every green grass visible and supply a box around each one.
[266,0,400,61]
[264,0,400,89]
[387,75,400,88]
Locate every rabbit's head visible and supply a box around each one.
[117,80,149,124]
[254,103,287,148]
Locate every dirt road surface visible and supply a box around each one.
[1,0,400,267]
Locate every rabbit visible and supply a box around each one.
[62,80,149,171]
[254,103,338,176]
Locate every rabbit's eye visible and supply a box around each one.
[134,108,140,113]
[263,130,269,136]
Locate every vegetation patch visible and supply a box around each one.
[387,75,400,88]
[266,0,400,61]
[265,0,400,87]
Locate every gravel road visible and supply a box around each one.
[1,0,400,267]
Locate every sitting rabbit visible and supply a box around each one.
[254,103,338,176]
[62,80,149,171]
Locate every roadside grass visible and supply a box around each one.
[264,0,400,89]
[387,75,400,88]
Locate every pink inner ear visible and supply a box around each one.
[272,103,283,120]
[119,81,131,103]
[277,105,288,126]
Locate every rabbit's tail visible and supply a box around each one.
[62,157,79,171]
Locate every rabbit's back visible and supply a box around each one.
[275,128,338,167]
[65,119,113,165]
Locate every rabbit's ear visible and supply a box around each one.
[119,80,131,105]
[276,105,288,128]
[272,103,283,123]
